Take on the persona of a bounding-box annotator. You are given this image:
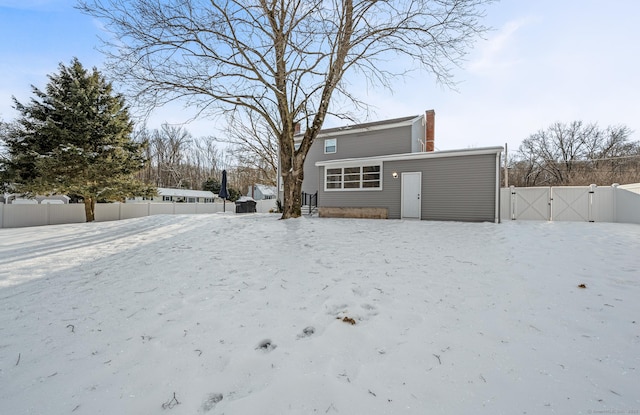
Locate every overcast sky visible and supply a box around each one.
[1,0,638,153]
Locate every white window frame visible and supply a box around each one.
[324,138,337,154]
[323,162,383,191]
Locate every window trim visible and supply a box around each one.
[323,162,383,192]
[324,138,337,154]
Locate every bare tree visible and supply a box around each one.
[133,124,227,190]
[517,121,597,185]
[78,0,492,218]
[145,124,192,188]
[192,136,225,187]
[219,108,278,187]
[510,121,640,186]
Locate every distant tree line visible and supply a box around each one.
[133,123,276,201]
[506,121,640,187]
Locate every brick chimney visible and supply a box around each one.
[425,110,435,152]
[294,122,301,135]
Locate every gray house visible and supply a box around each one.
[294,112,433,197]
[248,184,277,200]
[279,110,503,222]
[126,187,215,203]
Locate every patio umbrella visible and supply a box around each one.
[219,169,229,212]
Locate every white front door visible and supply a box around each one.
[401,172,422,219]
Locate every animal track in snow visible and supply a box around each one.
[256,338,277,352]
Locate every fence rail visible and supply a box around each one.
[500,184,640,224]
[0,199,278,229]
[3,185,639,228]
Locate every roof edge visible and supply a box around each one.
[315,146,504,166]
[295,115,422,140]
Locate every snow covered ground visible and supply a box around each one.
[0,214,638,415]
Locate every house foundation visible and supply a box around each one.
[319,207,388,219]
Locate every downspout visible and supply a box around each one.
[496,151,501,223]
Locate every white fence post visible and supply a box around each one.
[549,187,553,221]
[588,184,596,222]
[612,183,619,223]
[510,185,516,220]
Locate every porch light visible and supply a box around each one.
[392,172,398,179]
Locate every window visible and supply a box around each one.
[326,168,342,189]
[294,141,301,151]
[324,164,381,191]
[162,196,172,202]
[324,138,337,154]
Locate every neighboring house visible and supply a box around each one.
[278,110,503,222]
[126,187,215,203]
[248,184,277,200]
[3,194,70,204]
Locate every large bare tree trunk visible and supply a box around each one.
[279,137,305,219]
[84,196,96,222]
[281,168,303,219]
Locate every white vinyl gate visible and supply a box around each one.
[510,186,550,221]
[550,186,591,222]
[500,184,640,223]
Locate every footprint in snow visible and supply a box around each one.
[297,326,315,339]
[256,339,277,352]
[200,393,223,412]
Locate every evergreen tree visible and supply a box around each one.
[202,178,221,194]
[1,58,154,221]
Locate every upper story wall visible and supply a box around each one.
[302,123,415,194]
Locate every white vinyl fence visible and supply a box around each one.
[500,183,640,224]
[0,199,278,229]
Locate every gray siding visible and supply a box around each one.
[318,153,498,222]
[302,125,413,194]
[401,154,497,222]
